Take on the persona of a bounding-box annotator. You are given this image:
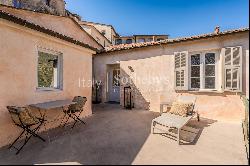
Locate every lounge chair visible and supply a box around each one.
[151,96,199,144]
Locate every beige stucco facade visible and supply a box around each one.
[94,31,249,122]
[80,24,111,47]
[81,21,118,45]
[0,19,94,147]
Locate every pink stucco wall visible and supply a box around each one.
[0,19,94,147]
[94,31,249,122]
[0,5,103,50]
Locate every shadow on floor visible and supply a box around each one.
[0,104,218,165]
[0,104,160,165]
[152,117,217,145]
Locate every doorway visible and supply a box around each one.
[107,64,120,103]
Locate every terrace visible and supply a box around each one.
[0,104,248,165]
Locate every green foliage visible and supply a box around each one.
[38,52,58,88]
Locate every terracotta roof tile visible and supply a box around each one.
[0,10,98,52]
[0,5,103,50]
[78,22,112,44]
[100,27,249,54]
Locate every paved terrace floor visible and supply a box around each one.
[0,104,248,165]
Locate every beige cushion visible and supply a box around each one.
[169,102,193,117]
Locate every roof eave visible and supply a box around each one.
[0,10,98,52]
[99,28,249,54]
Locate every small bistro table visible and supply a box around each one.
[30,100,75,111]
[29,99,76,141]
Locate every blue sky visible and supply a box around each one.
[65,0,249,38]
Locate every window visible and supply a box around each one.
[224,46,242,91]
[37,51,63,90]
[45,0,50,6]
[13,0,22,8]
[116,39,122,45]
[147,38,153,42]
[175,52,188,90]
[190,54,201,89]
[113,69,120,87]
[101,30,106,36]
[157,38,164,41]
[126,39,133,44]
[189,52,217,90]
[205,53,216,89]
[138,38,146,43]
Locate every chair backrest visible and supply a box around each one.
[71,96,87,111]
[177,96,197,105]
[7,106,38,126]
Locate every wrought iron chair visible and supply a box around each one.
[62,96,87,129]
[7,106,46,155]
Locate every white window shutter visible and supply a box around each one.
[174,51,188,90]
[224,46,242,92]
[225,48,232,66]
[174,52,181,90]
[181,51,189,90]
[175,52,181,69]
[235,46,243,92]
[221,48,226,90]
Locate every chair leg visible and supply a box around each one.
[70,113,86,129]
[72,113,86,128]
[63,111,86,129]
[71,121,78,129]
[62,115,70,128]
[197,113,200,122]
[151,121,155,134]
[9,122,45,155]
[26,128,45,142]
[75,116,86,124]
[59,113,67,127]
[9,130,25,149]
[177,128,180,145]
[15,134,33,155]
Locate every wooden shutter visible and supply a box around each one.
[224,46,242,92]
[174,51,188,90]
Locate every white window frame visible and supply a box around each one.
[190,54,201,91]
[36,47,63,91]
[189,50,219,91]
[223,46,243,92]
